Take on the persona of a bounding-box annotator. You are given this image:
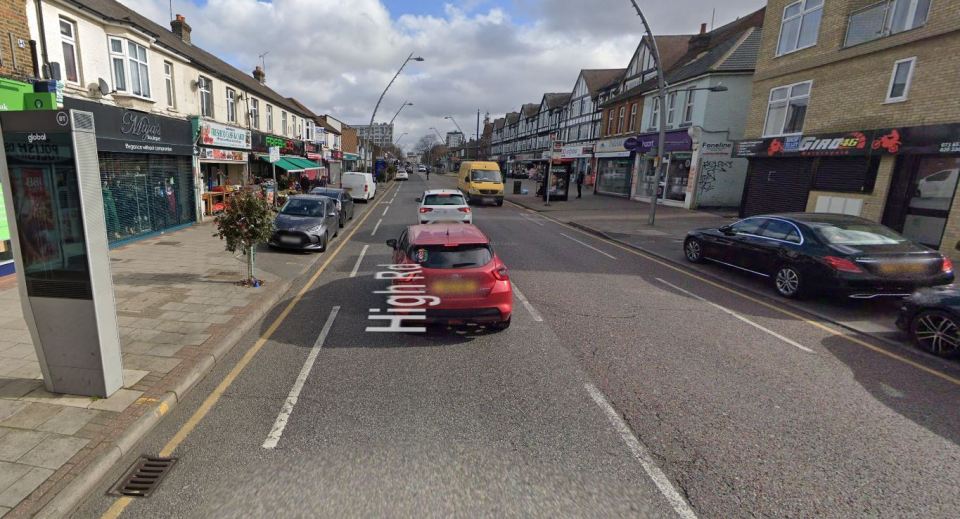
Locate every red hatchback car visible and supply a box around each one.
[386,224,513,330]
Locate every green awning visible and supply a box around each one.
[258,155,305,172]
[286,157,322,170]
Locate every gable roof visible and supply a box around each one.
[581,69,627,94]
[625,35,691,81]
[543,92,571,110]
[66,0,315,118]
[493,117,505,130]
[521,103,540,118]
[505,112,520,125]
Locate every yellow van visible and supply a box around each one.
[457,161,504,206]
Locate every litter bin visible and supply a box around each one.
[513,180,522,194]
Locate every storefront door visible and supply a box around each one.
[741,158,813,217]
[664,153,692,202]
[883,155,960,248]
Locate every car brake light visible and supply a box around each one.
[458,207,471,213]
[364,184,368,192]
[943,256,954,273]
[419,207,433,213]
[823,256,862,273]
[493,264,509,281]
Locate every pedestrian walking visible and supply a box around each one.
[576,169,584,198]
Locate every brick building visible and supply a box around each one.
[0,0,34,81]
[736,0,960,258]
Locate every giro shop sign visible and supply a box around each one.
[63,98,193,155]
[252,131,304,156]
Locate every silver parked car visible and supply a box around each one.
[269,195,339,252]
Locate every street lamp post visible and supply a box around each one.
[394,132,408,146]
[366,52,424,172]
[389,101,413,126]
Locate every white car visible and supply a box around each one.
[418,189,472,224]
[418,165,427,172]
[395,170,409,181]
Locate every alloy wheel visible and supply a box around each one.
[912,311,960,357]
[775,266,800,298]
[684,239,702,262]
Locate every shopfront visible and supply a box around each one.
[193,119,251,218]
[343,152,360,172]
[64,98,196,244]
[630,130,693,205]
[560,145,594,186]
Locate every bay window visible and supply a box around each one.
[108,37,151,97]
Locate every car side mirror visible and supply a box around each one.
[386,239,398,249]
[328,212,337,217]
[720,225,734,235]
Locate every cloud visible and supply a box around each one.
[120,0,763,150]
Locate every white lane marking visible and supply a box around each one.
[655,278,814,353]
[558,232,617,260]
[350,245,369,278]
[382,206,390,217]
[371,218,383,236]
[519,212,544,226]
[511,284,543,322]
[263,307,340,449]
[585,383,699,519]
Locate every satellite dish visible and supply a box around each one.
[98,78,112,96]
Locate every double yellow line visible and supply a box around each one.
[506,200,960,388]
[102,182,400,519]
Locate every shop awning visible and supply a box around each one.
[286,157,323,171]
[258,155,304,172]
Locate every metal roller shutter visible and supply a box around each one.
[812,157,877,193]
[741,158,813,217]
[98,153,196,245]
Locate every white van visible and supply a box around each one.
[341,172,377,202]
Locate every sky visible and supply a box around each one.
[120,0,766,151]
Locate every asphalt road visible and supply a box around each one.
[77,172,960,518]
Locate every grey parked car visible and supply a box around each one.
[269,195,339,252]
[310,187,355,228]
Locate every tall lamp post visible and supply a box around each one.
[366,53,424,172]
[394,132,408,146]
[389,101,413,126]
[429,127,445,142]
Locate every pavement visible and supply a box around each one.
[0,195,386,518]
[69,172,960,518]
[504,178,908,344]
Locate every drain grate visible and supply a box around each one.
[111,456,177,497]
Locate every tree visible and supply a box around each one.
[213,190,274,286]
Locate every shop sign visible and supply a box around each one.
[332,150,343,160]
[198,147,247,162]
[307,152,323,160]
[63,97,193,155]
[874,124,960,155]
[252,131,305,155]
[733,131,872,158]
[304,142,319,154]
[198,120,251,149]
[700,142,733,157]
[628,130,693,154]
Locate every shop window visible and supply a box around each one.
[763,81,811,137]
[777,0,823,56]
[163,61,175,108]
[226,88,237,123]
[199,76,213,117]
[108,37,150,98]
[886,57,916,103]
[266,104,273,131]
[250,98,260,129]
[60,18,80,84]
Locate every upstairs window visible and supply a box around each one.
[777,0,823,55]
[666,92,678,126]
[617,106,625,134]
[60,18,80,83]
[226,88,237,123]
[163,61,175,108]
[281,111,288,135]
[682,88,695,123]
[628,103,638,132]
[250,98,260,129]
[266,104,273,131]
[650,97,661,129]
[886,57,916,103]
[845,0,931,47]
[763,81,811,137]
[108,37,150,97]
[608,110,616,136]
[198,76,213,117]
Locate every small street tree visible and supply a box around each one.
[213,190,274,286]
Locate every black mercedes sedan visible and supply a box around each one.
[268,195,339,252]
[683,213,954,299]
[897,285,960,358]
[310,187,355,228]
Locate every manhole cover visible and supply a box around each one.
[111,456,177,497]
[154,241,181,246]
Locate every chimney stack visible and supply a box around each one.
[688,22,711,54]
[253,66,266,85]
[700,23,707,35]
[170,14,191,45]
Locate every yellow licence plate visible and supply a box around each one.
[432,279,478,295]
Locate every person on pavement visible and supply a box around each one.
[576,169,584,198]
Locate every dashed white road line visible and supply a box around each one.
[655,278,814,353]
[519,212,544,226]
[350,245,369,278]
[382,206,390,217]
[558,232,617,260]
[263,306,340,449]
[371,218,383,236]
[585,383,699,519]
[511,284,543,322]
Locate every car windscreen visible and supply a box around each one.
[811,221,908,246]
[424,194,467,206]
[409,244,493,269]
[471,170,501,183]
[280,199,324,217]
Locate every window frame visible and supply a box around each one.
[111,38,151,99]
[762,80,813,138]
[250,98,260,129]
[628,103,638,132]
[266,104,273,131]
[281,111,288,135]
[107,36,126,92]
[885,56,916,104]
[682,88,695,124]
[163,61,175,108]
[650,97,660,130]
[59,17,81,85]
[225,87,237,123]
[776,0,824,57]
[666,92,678,126]
[617,106,625,134]
[198,76,214,117]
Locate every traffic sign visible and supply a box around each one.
[268,146,280,163]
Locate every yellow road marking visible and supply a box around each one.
[505,200,960,388]
[101,182,400,519]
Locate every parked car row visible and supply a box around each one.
[268,186,357,253]
[683,212,959,357]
